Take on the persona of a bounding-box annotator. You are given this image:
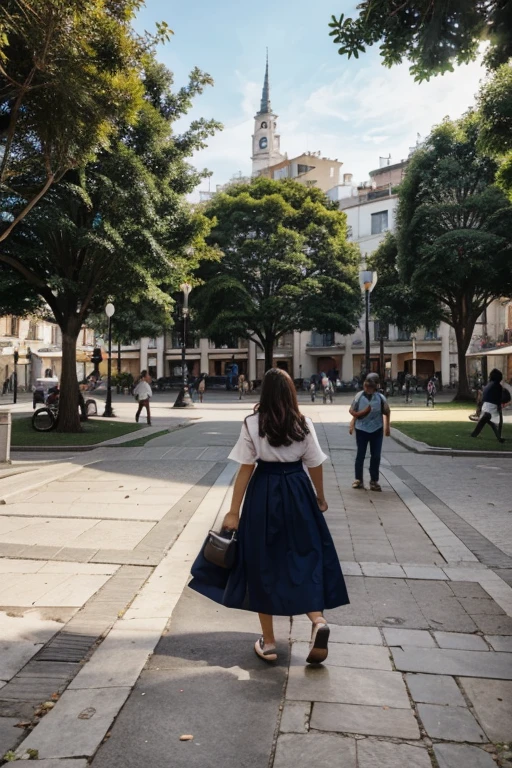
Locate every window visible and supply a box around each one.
[10,316,19,336]
[148,338,157,349]
[260,121,267,129]
[397,329,411,341]
[330,167,334,178]
[371,210,389,235]
[51,325,60,345]
[424,329,438,340]
[310,332,335,347]
[28,320,39,340]
[297,164,315,175]
[373,321,389,341]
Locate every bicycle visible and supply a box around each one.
[32,397,97,432]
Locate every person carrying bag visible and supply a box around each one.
[189,368,349,665]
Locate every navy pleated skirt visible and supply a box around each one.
[188,459,349,616]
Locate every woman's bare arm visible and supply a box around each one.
[222,464,255,530]
[308,464,328,512]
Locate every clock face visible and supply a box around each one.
[259,136,268,150]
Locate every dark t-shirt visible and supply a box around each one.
[482,381,503,407]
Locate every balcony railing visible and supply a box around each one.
[308,332,336,347]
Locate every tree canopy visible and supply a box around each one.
[476,63,512,199]
[0,0,165,242]
[1,55,220,430]
[396,114,512,398]
[193,177,361,373]
[367,233,441,334]
[329,1,512,81]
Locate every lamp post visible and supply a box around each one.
[103,303,115,417]
[359,269,378,378]
[411,332,417,378]
[13,348,18,404]
[173,283,194,408]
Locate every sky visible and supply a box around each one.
[134,0,489,198]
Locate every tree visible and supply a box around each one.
[396,114,512,399]
[477,63,512,198]
[329,1,512,82]
[1,57,220,431]
[0,0,162,242]
[193,178,361,373]
[368,233,441,333]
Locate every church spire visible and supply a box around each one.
[258,49,271,115]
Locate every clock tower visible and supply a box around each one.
[251,53,284,176]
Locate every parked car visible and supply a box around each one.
[32,377,59,409]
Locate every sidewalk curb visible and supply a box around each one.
[10,420,195,453]
[391,427,512,458]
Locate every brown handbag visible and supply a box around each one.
[203,529,238,569]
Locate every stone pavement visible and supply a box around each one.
[1,401,512,767]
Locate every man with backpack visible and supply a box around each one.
[349,374,391,491]
[471,368,509,443]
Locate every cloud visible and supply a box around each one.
[189,54,488,199]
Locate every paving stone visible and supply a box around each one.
[357,738,432,768]
[279,701,310,733]
[403,565,448,580]
[21,762,88,768]
[434,632,489,651]
[485,635,512,652]
[291,621,382,645]
[311,701,420,739]
[69,629,159,689]
[405,673,466,706]
[0,717,20,757]
[286,666,411,708]
[434,744,497,768]
[383,628,435,648]
[449,582,491,599]
[339,562,362,576]
[15,687,131,758]
[460,678,512,742]
[291,642,392,671]
[457,597,505,616]
[360,563,406,578]
[273,733,356,768]
[417,703,487,743]
[392,647,512,679]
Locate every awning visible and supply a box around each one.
[466,344,512,358]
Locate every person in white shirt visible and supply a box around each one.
[133,370,152,425]
[189,368,349,665]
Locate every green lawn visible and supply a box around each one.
[11,417,143,446]
[391,400,476,412]
[393,420,512,452]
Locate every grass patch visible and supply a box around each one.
[11,417,143,446]
[391,400,476,411]
[393,420,512,452]
[110,429,169,448]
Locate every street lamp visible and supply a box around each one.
[411,332,417,378]
[103,302,115,417]
[173,283,194,408]
[359,269,378,378]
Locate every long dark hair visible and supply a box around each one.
[255,368,309,447]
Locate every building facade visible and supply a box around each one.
[0,315,95,390]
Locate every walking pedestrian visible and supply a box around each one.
[189,368,349,665]
[349,374,391,491]
[471,368,506,443]
[133,370,152,425]
[197,374,206,403]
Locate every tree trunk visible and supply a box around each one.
[56,329,81,432]
[264,338,274,373]
[453,325,473,401]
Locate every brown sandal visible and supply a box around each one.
[306,619,330,664]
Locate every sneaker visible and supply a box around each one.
[352,480,364,489]
[306,620,330,664]
[369,481,382,492]
[254,637,277,662]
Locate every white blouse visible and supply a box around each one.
[228,413,328,467]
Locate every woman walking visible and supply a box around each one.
[189,368,349,664]
[133,370,152,426]
[471,368,506,443]
[349,374,391,491]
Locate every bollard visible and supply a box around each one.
[0,409,12,464]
